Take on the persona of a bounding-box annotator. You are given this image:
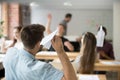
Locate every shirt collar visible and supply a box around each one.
[20,49,35,59]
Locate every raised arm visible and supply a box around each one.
[46,14,52,34]
[51,36,77,80]
[64,41,74,51]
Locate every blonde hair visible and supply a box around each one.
[78,32,97,74]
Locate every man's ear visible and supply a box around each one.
[37,40,43,50]
[39,45,43,51]
[37,41,40,47]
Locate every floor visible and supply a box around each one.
[106,72,118,80]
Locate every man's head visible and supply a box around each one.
[65,13,72,22]
[21,24,45,53]
[98,26,107,36]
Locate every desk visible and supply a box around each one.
[35,51,79,60]
[77,74,106,80]
[51,60,120,80]
[94,60,120,80]
[1,75,106,80]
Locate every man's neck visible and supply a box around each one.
[64,18,69,23]
[17,39,21,43]
[64,19,68,22]
[56,33,63,37]
[24,48,36,56]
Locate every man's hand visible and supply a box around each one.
[51,36,64,53]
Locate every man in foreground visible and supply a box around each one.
[3,24,77,80]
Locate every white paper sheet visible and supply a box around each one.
[96,26,105,47]
[37,51,57,55]
[100,61,120,65]
[40,29,58,49]
[0,54,5,63]
[78,75,99,80]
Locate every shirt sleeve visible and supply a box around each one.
[73,55,81,71]
[59,20,66,27]
[43,63,64,80]
[74,55,81,63]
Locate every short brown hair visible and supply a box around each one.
[65,13,72,18]
[21,24,45,49]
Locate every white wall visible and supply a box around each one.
[31,7,113,39]
[113,2,120,60]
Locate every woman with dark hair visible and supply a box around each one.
[97,26,115,60]
[74,32,98,74]
[1,26,23,53]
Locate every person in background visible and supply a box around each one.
[1,26,23,53]
[0,26,23,79]
[3,24,77,80]
[76,35,82,51]
[76,36,82,43]
[46,14,74,52]
[74,32,98,74]
[59,13,72,35]
[97,26,115,60]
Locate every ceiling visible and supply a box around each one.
[1,0,120,9]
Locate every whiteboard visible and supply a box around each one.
[31,7,113,39]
